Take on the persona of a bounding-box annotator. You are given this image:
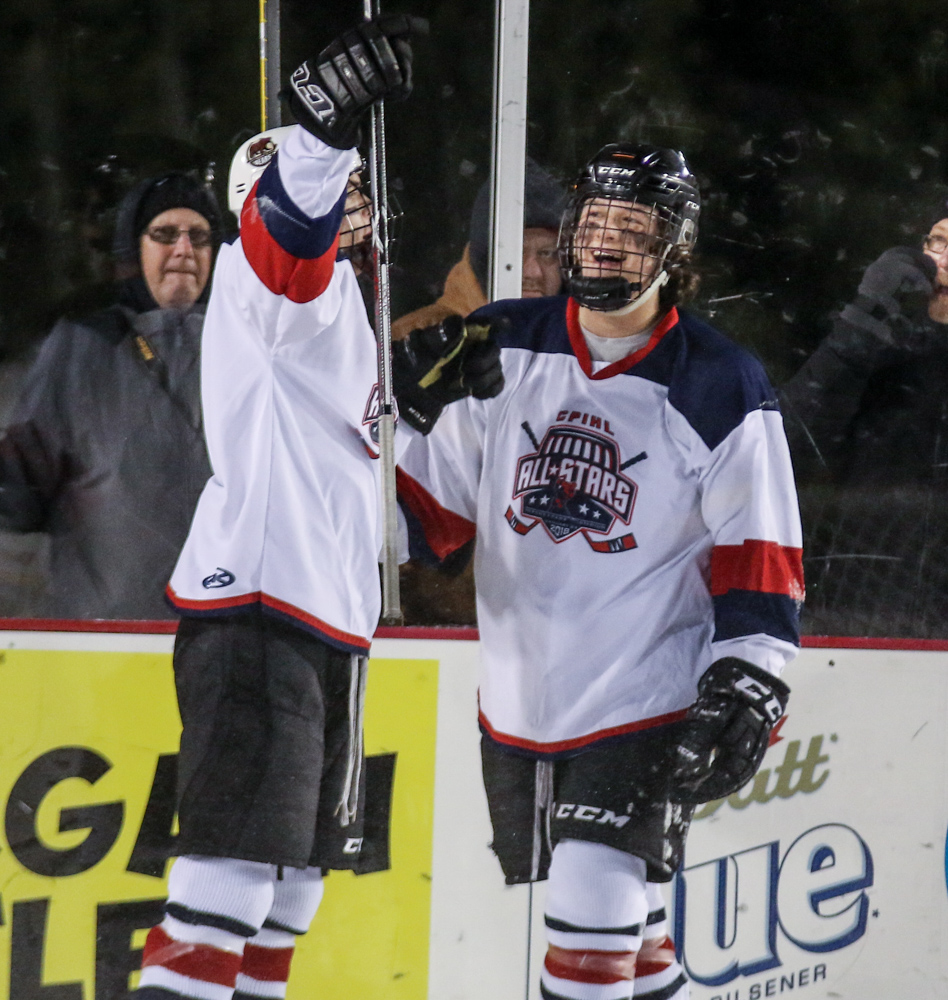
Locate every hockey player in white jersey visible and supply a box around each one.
[398,144,804,1000]
[134,17,503,1000]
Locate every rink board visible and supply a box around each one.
[0,631,945,1000]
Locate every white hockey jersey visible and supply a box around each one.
[398,296,804,754]
[167,128,385,654]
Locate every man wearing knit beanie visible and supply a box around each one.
[0,170,220,618]
[113,171,221,312]
[392,158,566,344]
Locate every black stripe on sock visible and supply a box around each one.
[544,914,644,937]
[637,971,688,1000]
[262,916,306,936]
[165,902,257,938]
[646,907,667,925]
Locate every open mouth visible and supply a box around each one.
[591,248,624,262]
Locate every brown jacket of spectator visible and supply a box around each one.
[392,245,487,341]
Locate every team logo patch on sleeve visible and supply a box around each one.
[506,419,639,552]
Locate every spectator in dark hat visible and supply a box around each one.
[781,195,948,636]
[0,171,220,619]
[392,158,566,340]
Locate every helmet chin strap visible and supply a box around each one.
[607,268,669,316]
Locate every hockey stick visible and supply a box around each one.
[364,0,402,624]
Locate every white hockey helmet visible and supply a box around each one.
[228,126,296,216]
[228,126,364,219]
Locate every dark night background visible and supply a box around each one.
[2,0,948,632]
[2,0,947,376]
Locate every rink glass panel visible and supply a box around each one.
[0,2,947,630]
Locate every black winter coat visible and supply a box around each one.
[781,310,948,637]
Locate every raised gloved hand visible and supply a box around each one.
[669,658,790,805]
[285,15,428,150]
[835,247,936,349]
[393,314,506,434]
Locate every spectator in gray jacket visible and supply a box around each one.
[0,173,220,619]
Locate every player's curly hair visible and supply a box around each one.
[659,246,700,309]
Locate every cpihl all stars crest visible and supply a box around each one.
[505,411,645,553]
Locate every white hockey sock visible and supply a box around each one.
[234,867,324,1000]
[139,856,276,1000]
[541,840,648,1000]
[633,884,689,1000]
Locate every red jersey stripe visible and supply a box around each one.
[240,181,339,303]
[397,467,476,560]
[165,584,261,612]
[142,925,242,986]
[566,299,679,380]
[479,707,687,754]
[710,539,804,601]
[164,585,372,653]
[260,593,371,651]
[241,943,294,982]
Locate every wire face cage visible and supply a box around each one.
[337,169,403,277]
[338,171,375,274]
[563,196,670,295]
[558,145,700,312]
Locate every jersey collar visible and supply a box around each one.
[566,297,679,380]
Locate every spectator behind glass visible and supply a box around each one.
[393,159,566,626]
[392,157,566,339]
[781,199,948,636]
[0,173,220,619]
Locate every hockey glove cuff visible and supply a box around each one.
[669,658,790,805]
[393,314,506,434]
[285,15,428,150]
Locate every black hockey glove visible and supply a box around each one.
[669,658,790,805]
[285,15,428,150]
[833,247,936,352]
[393,314,506,434]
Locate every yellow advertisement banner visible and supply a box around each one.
[0,646,438,1000]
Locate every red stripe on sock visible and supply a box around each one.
[241,944,295,983]
[636,935,678,977]
[142,925,242,987]
[544,946,636,985]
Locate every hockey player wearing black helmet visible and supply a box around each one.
[560,142,700,328]
[398,141,802,1000]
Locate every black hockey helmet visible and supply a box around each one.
[559,143,700,311]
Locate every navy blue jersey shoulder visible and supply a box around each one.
[256,152,347,260]
[632,309,780,451]
[468,296,572,356]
